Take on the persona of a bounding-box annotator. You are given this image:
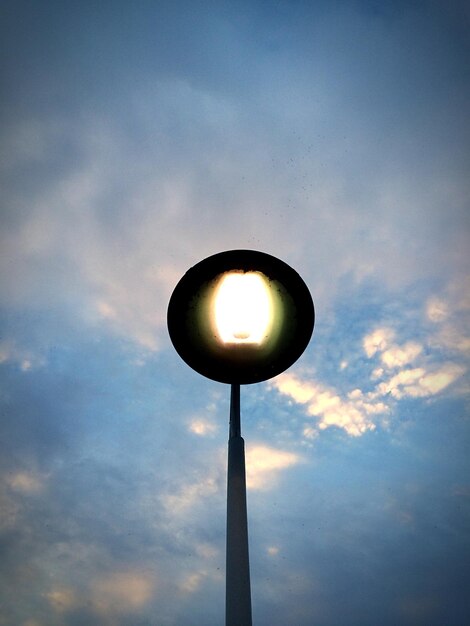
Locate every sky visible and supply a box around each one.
[0,1,469,624]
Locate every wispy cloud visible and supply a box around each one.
[245,445,301,490]
[0,340,45,371]
[365,314,467,399]
[374,363,465,399]
[46,587,78,613]
[187,399,220,437]
[363,327,396,358]
[1,2,469,624]
[6,471,46,495]
[380,341,423,368]
[426,278,470,355]
[426,296,450,323]
[91,570,155,615]
[272,373,387,438]
[189,418,218,436]
[161,472,222,515]
[273,297,468,439]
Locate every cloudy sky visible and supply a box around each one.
[1,1,469,624]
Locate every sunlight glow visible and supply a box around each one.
[214,272,272,345]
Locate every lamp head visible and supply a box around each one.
[167,250,314,385]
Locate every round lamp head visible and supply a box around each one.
[167,250,314,384]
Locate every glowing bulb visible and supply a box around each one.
[214,272,272,345]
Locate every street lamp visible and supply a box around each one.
[168,250,314,625]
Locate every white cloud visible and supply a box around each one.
[96,300,118,320]
[188,418,218,437]
[272,374,317,405]
[426,281,470,356]
[245,445,301,490]
[363,328,395,358]
[3,81,466,359]
[307,389,342,416]
[418,366,465,395]
[316,404,376,437]
[362,312,467,401]
[303,426,318,440]
[187,399,221,436]
[274,298,468,439]
[432,325,470,354]
[376,363,465,399]
[364,329,424,369]
[272,374,387,438]
[371,367,385,380]
[426,296,449,322]
[380,341,423,368]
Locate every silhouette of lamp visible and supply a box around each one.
[167,250,314,626]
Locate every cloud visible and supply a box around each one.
[189,418,218,436]
[179,563,223,596]
[195,542,219,560]
[376,363,466,399]
[160,443,300,506]
[302,426,318,440]
[180,571,207,594]
[425,279,470,355]
[0,341,45,372]
[272,374,387,438]
[0,3,468,624]
[161,474,221,515]
[46,587,78,613]
[2,6,468,357]
[364,304,468,401]
[245,444,301,490]
[273,302,468,438]
[380,341,423,368]
[426,296,449,323]
[91,570,155,615]
[433,326,470,355]
[6,471,45,495]
[187,401,220,437]
[363,328,395,358]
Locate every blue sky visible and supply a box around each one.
[1,1,469,624]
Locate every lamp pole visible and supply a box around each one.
[167,249,314,626]
[226,383,252,626]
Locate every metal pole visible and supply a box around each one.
[226,383,252,626]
